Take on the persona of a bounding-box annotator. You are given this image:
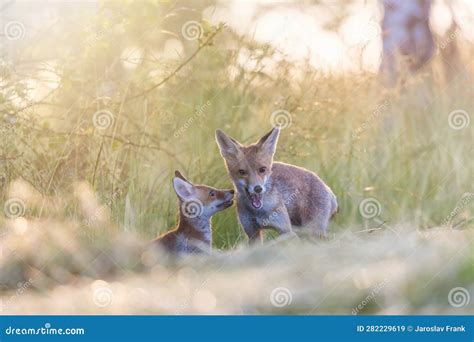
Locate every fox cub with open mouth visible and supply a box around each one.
[215,127,338,243]
[152,171,234,254]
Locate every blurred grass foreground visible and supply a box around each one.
[0,1,473,314]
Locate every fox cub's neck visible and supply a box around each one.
[176,212,212,244]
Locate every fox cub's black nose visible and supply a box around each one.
[254,185,263,193]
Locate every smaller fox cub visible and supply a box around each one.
[152,171,234,255]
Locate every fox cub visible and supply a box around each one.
[152,171,234,254]
[215,127,338,243]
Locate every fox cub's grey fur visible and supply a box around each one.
[215,127,338,243]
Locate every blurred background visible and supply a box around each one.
[0,0,472,314]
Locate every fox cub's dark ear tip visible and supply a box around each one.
[174,170,186,180]
[215,129,229,142]
[174,170,192,183]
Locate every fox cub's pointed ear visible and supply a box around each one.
[173,177,194,200]
[174,170,190,183]
[215,129,241,159]
[257,127,280,156]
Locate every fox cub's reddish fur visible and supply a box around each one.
[152,171,234,254]
[215,127,338,243]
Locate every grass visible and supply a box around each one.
[2,226,473,314]
[0,4,473,314]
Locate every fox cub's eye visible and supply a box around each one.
[258,167,267,174]
[238,169,246,176]
[209,191,215,197]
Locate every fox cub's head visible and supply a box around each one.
[172,170,234,219]
[215,127,280,210]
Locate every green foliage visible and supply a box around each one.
[0,1,472,315]
[0,2,472,250]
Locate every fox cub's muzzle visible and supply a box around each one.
[216,190,235,210]
[246,183,265,210]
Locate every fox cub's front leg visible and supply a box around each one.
[263,206,295,237]
[238,212,263,244]
[239,206,295,244]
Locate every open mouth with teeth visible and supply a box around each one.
[246,189,263,209]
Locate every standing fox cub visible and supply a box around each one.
[152,171,234,254]
[215,127,338,243]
